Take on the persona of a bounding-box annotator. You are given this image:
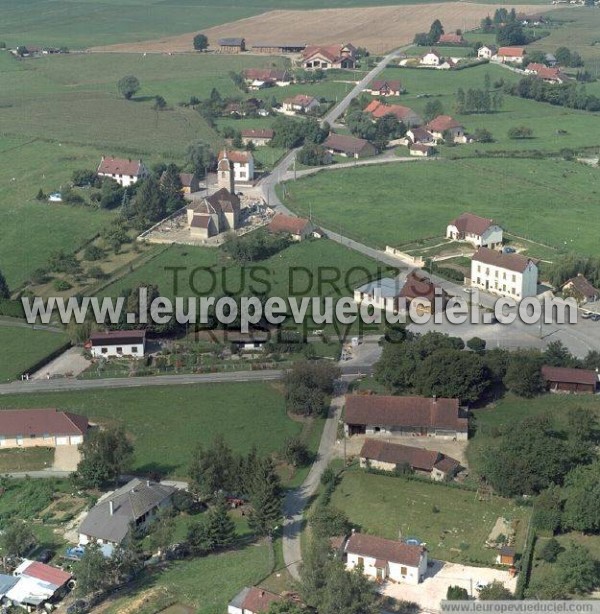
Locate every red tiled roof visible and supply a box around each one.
[472,247,535,274]
[20,561,72,587]
[179,173,196,187]
[498,46,526,57]
[241,128,274,140]
[268,213,311,235]
[360,439,440,471]
[0,409,88,438]
[345,394,466,431]
[90,330,146,345]
[364,100,420,122]
[242,587,282,613]
[426,115,462,132]
[243,68,289,82]
[541,365,597,386]
[438,33,464,44]
[399,271,444,303]
[302,43,355,63]
[370,80,402,93]
[346,533,425,567]
[410,143,433,153]
[218,149,252,164]
[202,187,240,215]
[324,133,374,156]
[562,274,599,300]
[190,214,212,229]
[449,212,495,236]
[97,157,144,177]
[433,456,462,473]
[284,94,317,108]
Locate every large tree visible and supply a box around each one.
[76,425,134,487]
[148,509,176,559]
[117,75,140,100]
[193,33,208,51]
[0,520,36,562]
[503,350,544,397]
[562,462,600,533]
[205,493,237,548]
[75,541,110,596]
[185,140,215,178]
[556,543,599,595]
[248,457,282,536]
[189,434,236,498]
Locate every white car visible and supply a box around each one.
[475,581,488,592]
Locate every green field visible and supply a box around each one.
[0,382,300,478]
[467,393,600,478]
[0,325,69,382]
[281,157,600,255]
[330,469,531,564]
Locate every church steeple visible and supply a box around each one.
[217,149,235,194]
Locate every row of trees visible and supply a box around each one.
[455,87,503,115]
[508,76,600,112]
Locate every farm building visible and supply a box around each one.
[353,278,404,313]
[446,212,503,249]
[0,408,88,449]
[241,128,274,146]
[302,43,357,70]
[79,478,176,546]
[364,100,422,127]
[561,274,600,305]
[228,587,283,614]
[242,68,292,88]
[344,394,468,440]
[268,213,314,241]
[541,365,598,394]
[470,247,538,300]
[8,561,72,609]
[344,533,428,585]
[525,63,568,84]
[251,42,306,54]
[187,188,240,239]
[97,156,149,187]
[282,94,320,114]
[366,80,403,96]
[406,127,435,145]
[218,37,246,53]
[494,46,526,64]
[323,133,377,159]
[359,439,461,480]
[409,143,434,157]
[426,115,466,143]
[89,329,146,358]
[438,33,465,45]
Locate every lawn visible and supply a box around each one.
[281,157,600,256]
[0,382,302,478]
[0,447,54,472]
[330,468,532,565]
[466,393,600,477]
[102,541,273,614]
[0,325,69,382]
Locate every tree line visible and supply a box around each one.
[507,76,600,112]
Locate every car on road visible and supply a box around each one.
[591,314,600,321]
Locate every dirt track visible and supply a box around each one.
[89,3,555,54]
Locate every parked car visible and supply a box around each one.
[581,311,592,319]
[591,314,600,321]
[502,246,516,254]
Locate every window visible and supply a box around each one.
[512,274,516,282]
[101,347,108,354]
[131,346,138,353]
[477,265,481,273]
[357,557,364,567]
[30,433,36,438]
[116,347,123,354]
[400,566,408,576]
[495,270,498,278]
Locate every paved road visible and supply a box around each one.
[282,381,347,580]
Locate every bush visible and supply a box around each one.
[508,126,534,139]
[467,337,487,353]
[53,279,73,291]
[83,245,105,261]
[538,538,563,563]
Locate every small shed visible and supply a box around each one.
[497,546,516,566]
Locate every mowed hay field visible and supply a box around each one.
[94,3,554,54]
[281,158,600,255]
[0,382,299,478]
[0,326,69,382]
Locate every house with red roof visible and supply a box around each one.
[359,439,461,480]
[561,274,600,305]
[282,94,320,115]
[525,63,568,84]
[218,149,254,185]
[268,213,314,241]
[0,408,88,449]
[344,533,428,584]
[240,128,274,147]
[97,156,149,187]
[344,394,468,440]
[426,115,466,143]
[323,133,377,159]
[409,143,435,157]
[471,247,538,300]
[228,587,283,614]
[364,100,422,127]
[438,33,466,45]
[302,43,357,70]
[494,46,527,65]
[446,212,503,249]
[365,80,403,97]
[541,365,598,394]
[89,329,146,358]
[242,68,292,89]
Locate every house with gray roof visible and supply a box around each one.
[78,478,176,546]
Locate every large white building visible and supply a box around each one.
[471,247,538,300]
[345,533,428,585]
[353,278,404,313]
[218,149,254,185]
[446,212,503,249]
[89,330,146,358]
[96,156,149,187]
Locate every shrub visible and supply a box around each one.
[53,279,73,291]
[508,126,534,139]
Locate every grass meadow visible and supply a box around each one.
[0,381,299,477]
[0,325,69,382]
[330,468,531,564]
[281,157,600,256]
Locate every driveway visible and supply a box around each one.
[52,444,81,472]
[382,560,517,612]
[31,347,90,380]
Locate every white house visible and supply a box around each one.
[217,149,254,184]
[477,45,498,59]
[97,156,149,187]
[345,533,428,585]
[353,278,404,313]
[426,115,466,143]
[282,94,320,115]
[420,49,441,66]
[446,212,503,249]
[89,330,146,358]
[471,247,538,300]
[79,479,176,546]
[493,46,526,65]
[228,587,283,614]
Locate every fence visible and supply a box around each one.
[385,247,425,267]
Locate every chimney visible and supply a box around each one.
[260,591,265,598]
[147,479,151,487]
[109,500,114,516]
[432,395,437,403]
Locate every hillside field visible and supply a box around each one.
[281,157,600,256]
